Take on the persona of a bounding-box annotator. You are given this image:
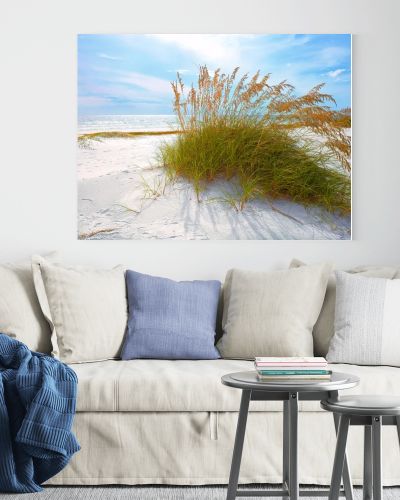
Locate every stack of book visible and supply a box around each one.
[254,357,331,381]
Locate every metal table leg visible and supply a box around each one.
[372,416,382,500]
[283,400,290,493]
[396,416,400,448]
[363,426,373,500]
[226,390,251,500]
[331,390,354,500]
[333,413,354,500]
[289,392,299,500]
[329,415,351,500]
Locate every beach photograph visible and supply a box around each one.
[78,34,351,240]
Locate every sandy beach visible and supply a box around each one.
[78,131,351,240]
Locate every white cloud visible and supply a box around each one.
[98,53,123,61]
[118,71,171,95]
[328,68,346,78]
[147,34,253,67]
[167,69,191,74]
[319,46,349,66]
[87,65,172,97]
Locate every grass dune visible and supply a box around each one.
[159,66,351,214]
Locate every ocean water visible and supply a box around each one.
[78,114,178,134]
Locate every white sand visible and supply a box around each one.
[78,136,351,240]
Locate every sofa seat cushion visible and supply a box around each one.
[72,359,400,412]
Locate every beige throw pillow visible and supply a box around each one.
[0,261,52,353]
[32,255,128,363]
[290,259,399,357]
[217,262,332,359]
[327,271,400,366]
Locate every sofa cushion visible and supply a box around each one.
[32,255,128,363]
[72,359,400,413]
[121,270,221,360]
[0,260,52,353]
[290,259,399,357]
[328,271,400,366]
[217,263,332,359]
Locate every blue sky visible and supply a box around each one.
[78,34,351,116]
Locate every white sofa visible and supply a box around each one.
[2,257,399,487]
[47,359,400,486]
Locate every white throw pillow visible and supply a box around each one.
[32,255,128,363]
[327,271,400,366]
[0,260,52,353]
[290,259,399,357]
[217,262,332,359]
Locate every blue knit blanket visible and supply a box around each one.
[0,334,80,493]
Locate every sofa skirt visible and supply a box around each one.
[47,411,400,486]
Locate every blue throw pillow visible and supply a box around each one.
[121,270,221,360]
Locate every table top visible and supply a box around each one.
[321,395,400,416]
[221,370,360,393]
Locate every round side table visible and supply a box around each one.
[221,370,360,500]
[321,395,400,500]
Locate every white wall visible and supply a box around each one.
[1,0,399,280]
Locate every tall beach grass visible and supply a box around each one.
[159,66,351,214]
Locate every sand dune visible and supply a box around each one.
[78,135,351,240]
